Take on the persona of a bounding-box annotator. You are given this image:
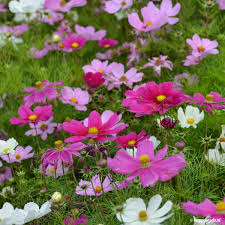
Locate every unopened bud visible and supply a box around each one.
[51,192,62,203]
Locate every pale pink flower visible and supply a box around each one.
[143,55,173,76]
[0,2,8,12]
[183,55,200,66]
[25,117,57,140]
[217,0,225,10]
[104,0,133,14]
[38,11,64,25]
[60,87,90,111]
[0,161,12,185]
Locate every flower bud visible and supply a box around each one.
[116,205,123,212]
[52,34,61,43]
[51,192,62,203]
[175,140,186,150]
[96,159,107,167]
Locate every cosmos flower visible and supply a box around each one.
[38,10,64,25]
[0,2,8,12]
[184,55,200,66]
[63,216,88,225]
[62,35,87,49]
[160,117,177,130]
[205,148,225,166]
[116,195,173,224]
[63,110,129,143]
[10,105,53,126]
[98,38,118,48]
[104,0,133,14]
[0,162,12,185]
[108,139,186,189]
[82,72,105,88]
[60,87,90,111]
[178,106,204,128]
[182,198,225,224]
[76,174,119,196]
[0,138,18,155]
[23,80,63,107]
[217,0,225,9]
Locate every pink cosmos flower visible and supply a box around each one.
[186,34,219,58]
[83,72,105,88]
[183,55,200,66]
[10,105,53,126]
[0,161,12,185]
[62,35,87,49]
[76,174,119,196]
[82,59,110,76]
[0,93,6,108]
[98,38,118,48]
[186,92,225,114]
[108,140,186,189]
[128,4,167,32]
[40,160,69,178]
[75,25,106,41]
[217,0,225,9]
[106,62,144,90]
[41,141,86,168]
[182,198,225,225]
[38,11,64,25]
[64,216,88,225]
[104,0,133,14]
[25,117,57,141]
[1,146,34,163]
[63,110,129,143]
[143,55,173,76]
[122,81,186,117]
[148,0,181,25]
[60,87,90,111]
[96,49,115,60]
[0,24,29,36]
[44,0,87,12]
[0,2,8,12]
[23,80,63,107]
[116,130,150,148]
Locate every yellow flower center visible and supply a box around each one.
[40,123,47,131]
[121,0,126,6]
[218,137,225,142]
[64,116,71,122]
[3,148,10,153]
[198,45,205,52]
[120,75,127,82]
[15,154,21,160]
[216,201,225,214]
[140,96,144,99]
[0,218,1,222]
[6,32,11,38]
[128,140,136,145]
[88,127,98,135]
[95,185,102,193]
[157,95,166,102]
[156,58,162,66]
[145,21,152,27]
[29,114,37,121]
[138,210,148,221]
[58,43,64,48]
[50,168,56,173]
[206,94,213,103]
[72,42,79,48]
[139,155,150,168]
[60,0,67,7]
[55,140,64,151]
[186,118,195,124]
[35,81,43,90]
[70,98,78,103]
[98,69,104,73]
[104,44,110,48]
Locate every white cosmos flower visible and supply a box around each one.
[116,195,173,225]
[205,147,225,166]
[177,106,204,128]
[193,216,217,225]
[0,202,26,225]
[217,125,225,152]
[0,187,14,198]
[0,138,18,155]
[126,136,160,157]
[23,201,52,223]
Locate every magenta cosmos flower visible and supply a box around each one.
[106,62,144,90]
[128,4,167,32]
[83,72,105,88]
[62,35,87,50]
[25,117,57,141]
[217,0,225,9]
[41,140,86,168]
[44,0,87,12]
[10,105,53,126]
[182,198,225,224]
[104,0,133,14]
[75,25,106,41]
[116,130,150,148]
[122,81,186,117]
[1,146,34,163]
[76,174,119,196]
[60,87,90,111]
[108,140,186,189]
[186,92,225,114]
[148,0,181,25]
[23,80,64,107]
[63,110,129,143]
[98,38,118,49]
[186,34,219,58]
[143,55,173,76]
[0,2,8,12]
